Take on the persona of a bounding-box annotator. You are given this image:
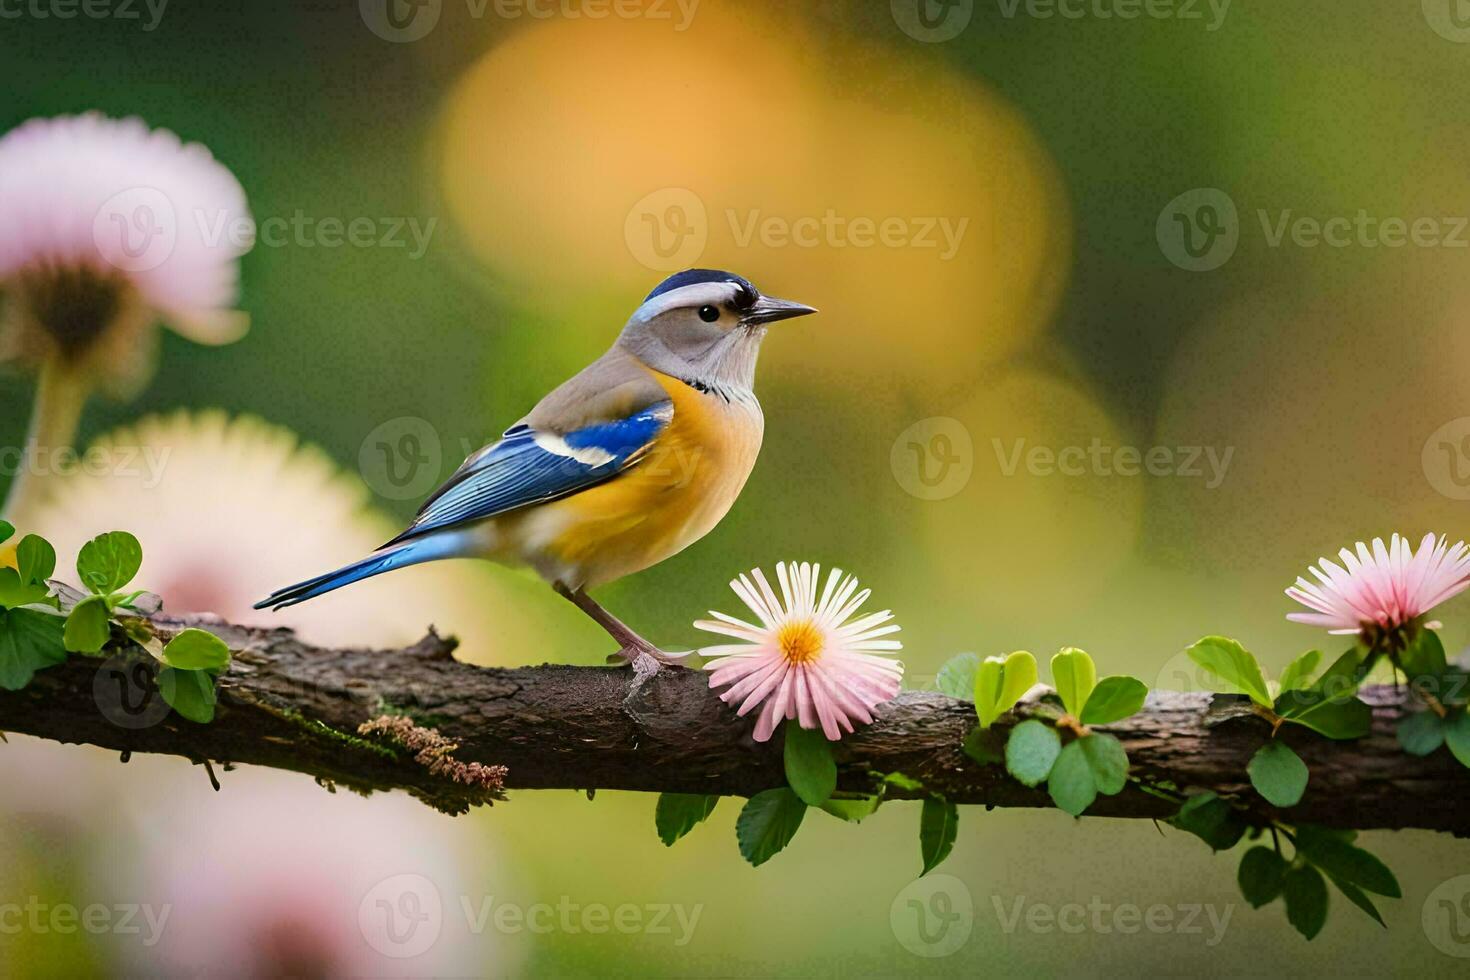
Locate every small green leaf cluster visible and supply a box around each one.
[0,520,66,691]
[1185,637,1375,808]
[1168,788,1401,939]
[964,648,1147,817]
[0,526,230,723]
[653,723,954,876]
[1237,827,1401,938]
[1389,628,1470,769]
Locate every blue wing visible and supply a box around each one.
[384,400,673,546]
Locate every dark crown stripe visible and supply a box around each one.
[644,269,758,308]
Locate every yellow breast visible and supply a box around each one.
[499,369,764,589]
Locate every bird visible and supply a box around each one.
[255,269,816,678]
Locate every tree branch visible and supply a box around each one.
[1,616,1465,832]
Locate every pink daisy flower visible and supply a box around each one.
[695,562,904,742]
[1285,532,1470,635]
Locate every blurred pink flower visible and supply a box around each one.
[0,112,252,383]
[1285,532,1470,634]
[696,562,903,741]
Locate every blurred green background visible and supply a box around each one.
[4,0,1470,974]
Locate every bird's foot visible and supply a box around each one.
[608,642,692,717]
[604,643,693,669]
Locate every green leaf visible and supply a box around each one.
[1184,636,1271,707]
[1237,846,1289,908]
[62,595,112,655]
[1278,650,1321,693]
[1047,740,1097,816]
[1247,741,1309,808]
[0,568,50,608]
[735,788,806,867]
[919,798,959,875]
[15,535,56,587]
[76,531,142,595]
[1282,865,1328,940]
[819,795,880,823]
[655,793,718,846]
[0,606,66,690]
[1050,648,1096,717]
[1079,732,1129,795]
[159,628,231,671]
[783,724,837,806]
[1004,719,1060,787]
[0,520,13,546]
[975,650,1038,728]
[1080,676,1148,725]
[1301,648,1367,704]
[1397,710,1446,757]
[935,652,980,700]
[1327,873,1385,927]
[1401,629,1447,681]
[961,725,1004,766]
[1293,825,1401,897]
[1445,710,1470,769]
[158,667,219,724]
[1282,694,1372,740]
[1169,792,1247,852]
[880,772,924,792]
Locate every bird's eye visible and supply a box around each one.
[697,305,720,323]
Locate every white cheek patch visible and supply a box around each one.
[533,431,617,467]
[633,281,743,322]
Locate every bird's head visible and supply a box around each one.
[617,269,816,389]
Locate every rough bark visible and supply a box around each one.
[0,617,1465,832]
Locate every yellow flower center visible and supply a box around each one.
[776,619,824,665]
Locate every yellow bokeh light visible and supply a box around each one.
[436,11,1069,384]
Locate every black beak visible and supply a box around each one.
[743,295,818,325]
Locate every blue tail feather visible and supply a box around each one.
[254,538,449,610]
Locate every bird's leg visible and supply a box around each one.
[552,583,691,683]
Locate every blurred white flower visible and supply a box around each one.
[28,410,519,650]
